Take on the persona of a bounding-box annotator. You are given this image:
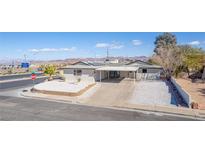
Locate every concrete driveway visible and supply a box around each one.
[82,78,136,106]
[82,79,178,107]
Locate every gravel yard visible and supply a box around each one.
[129,80,177,106]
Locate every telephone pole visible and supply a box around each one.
[106,47,109,60]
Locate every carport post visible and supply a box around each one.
[133,71,135,83]
[136,69,138,81]
[108,71,109,80]
[100,70,101,82]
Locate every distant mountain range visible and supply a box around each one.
[0,56,149,65]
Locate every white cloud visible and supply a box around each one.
[188,41,200,45]
[96,42,123,49]
[96,43,110,48]
[110,42,124,49]
[29,47,76,53]
[132,40,142,46]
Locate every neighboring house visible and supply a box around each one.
[61,60,163,82]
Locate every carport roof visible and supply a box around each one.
[96,66,139,71]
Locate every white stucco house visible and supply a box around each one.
[61,60,163,82]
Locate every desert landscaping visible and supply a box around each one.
[176,78,205,109]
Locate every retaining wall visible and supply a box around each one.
[171,77,192,107]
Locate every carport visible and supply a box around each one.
[96,66,139,82]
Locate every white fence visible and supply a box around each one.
[171,77,192,107]
[136,73,160,80]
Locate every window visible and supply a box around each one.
[74,69,82,76]
[142,69,147,73]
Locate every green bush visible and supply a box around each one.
[44,65,57,80]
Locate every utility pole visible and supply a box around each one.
[12,60,14,68]
[94,50,97,62]
[106,47,109,59]
[24,54,27,62]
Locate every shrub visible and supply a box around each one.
[44,65,56,80]
[77,78,81,82]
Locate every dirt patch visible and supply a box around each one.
[175,78,205,109]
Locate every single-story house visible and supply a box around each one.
[61,60,163,82]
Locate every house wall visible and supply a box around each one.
[128,72,135,78]
[95,71,135,80]
[63,68,95,76]
[63,68,110,81]
[95,71,107,81]
[63,68,74,74]
[82,69,95,77]
[120,71,129,78]
[63,67,163,81]
[120,71,135,78]
[63,68,96,82]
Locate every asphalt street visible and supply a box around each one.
[0,76,47,89]
[0,73,43,81]
[0,94,198,120]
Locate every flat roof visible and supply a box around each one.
[61,63,162,70]
[96,66,138,71]
[62,65,99,69]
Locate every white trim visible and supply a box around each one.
[96,66,138,71]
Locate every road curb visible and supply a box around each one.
[20,91,204,120]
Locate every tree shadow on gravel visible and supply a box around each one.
[198,88,205,96]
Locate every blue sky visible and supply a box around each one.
[0,32,205,61]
